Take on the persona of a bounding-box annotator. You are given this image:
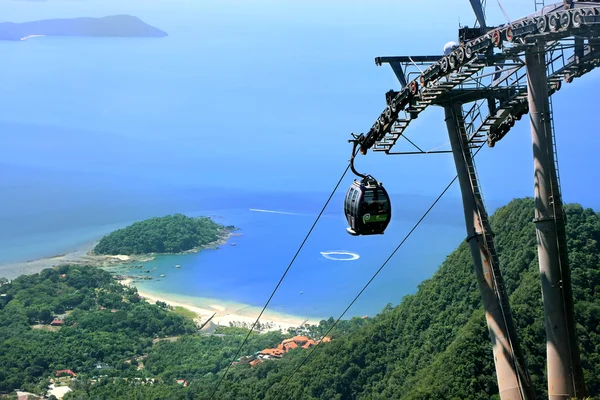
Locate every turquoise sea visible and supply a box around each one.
[2,0,599,321]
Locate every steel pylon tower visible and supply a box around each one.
[349,1,600,398]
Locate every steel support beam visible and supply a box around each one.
[525,42,587,400]
[469,0,487,28]
[388,62,407,87]
[444,103,533,400]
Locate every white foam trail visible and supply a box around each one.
[249,208,300,216]
[320,251,360,261]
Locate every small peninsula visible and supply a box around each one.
[0,15,167,41]
[93,214,236,256]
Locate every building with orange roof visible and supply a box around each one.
[249,359,263,368]
[291,335,310,344]
[250,335,332,364]
[260,348,284,358]
[55,369,76,377]
[283,341,299,351]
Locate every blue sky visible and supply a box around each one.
[1,0,598,215]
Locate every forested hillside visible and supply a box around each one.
[93,214,233,255]
[188,198,598,400]
[0,266,287,398]
[70,198,598,400]
[1,198,598,400]
[0,265,198,394]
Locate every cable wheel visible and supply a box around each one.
[564,73,573,83]
[384,107,393,121]
[409,80,419,95]
[456,46,465,64]
[379,115,388,127]
[537,15,548,32]
[373,120,382,133]
[559,11,571,30]
[440,57,449,73]
[464,43,473,59]
[549,13,560,32]
[505,26,514,42]
[572,10,583,28]
[448,53,457,70]
[553,80,562,92]
[492,30,501,47]
[507,115,515,128]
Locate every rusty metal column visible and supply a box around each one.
[525,42,587,400]
[444,104,531,400]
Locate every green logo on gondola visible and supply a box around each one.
[363,214,388,224]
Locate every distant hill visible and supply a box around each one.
[93,214,234,255]
[0,15,167,41]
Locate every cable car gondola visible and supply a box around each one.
[344,140,392,236]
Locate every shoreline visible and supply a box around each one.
[124,279,321,333]
[0,229,235,280]
[0,228,320,333]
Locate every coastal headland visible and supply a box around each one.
[0,230,319,333]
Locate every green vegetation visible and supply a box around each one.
[0,265,197,394]
[1,198,598,400]
[93,214,233,255]
[172,306,198,320]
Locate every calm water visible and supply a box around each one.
[112,199,465,319]
[2,1,597,320]
[0,184,466,319]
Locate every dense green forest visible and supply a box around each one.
[0,265,290,397]
[1,198,598,399]
[93,214,234,255]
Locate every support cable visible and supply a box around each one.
[269,144,484,398]
[207,151,357,398]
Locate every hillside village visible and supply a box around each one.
[235,335,332,368]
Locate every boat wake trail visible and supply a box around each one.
[320,250,360,261]
[249,208,301,216]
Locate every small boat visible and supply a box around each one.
[175,265,181,268]
[160,274,165,277]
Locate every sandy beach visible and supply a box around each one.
[125,279,320,333]
[0,234,320,333]
[0,240,129,280]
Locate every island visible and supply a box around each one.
[93,214,236,256]
[0,15,168,41]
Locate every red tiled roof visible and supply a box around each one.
[55,369,76,377]
[260,348,284,358]
[292,335,309,344]
[283,342,298,351]
[249,359,263,367]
